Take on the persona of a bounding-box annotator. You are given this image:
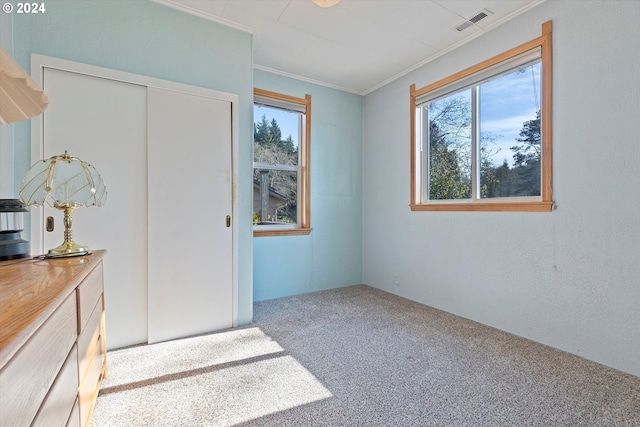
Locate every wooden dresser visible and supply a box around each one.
[0,250,107,427]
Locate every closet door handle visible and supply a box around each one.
[226,215,231,227]
[46,216,55,232]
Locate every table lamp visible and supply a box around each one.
[19,151,107,258]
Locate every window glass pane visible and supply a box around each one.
[479,61,541,198]
[424,90,472,200]
[254,105,299,166]
[253,169,297,225]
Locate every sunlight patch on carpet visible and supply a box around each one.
[102,327,284,387]
[91,328,333,426]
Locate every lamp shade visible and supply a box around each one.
[19,152,107,209]
[0,46,49,124]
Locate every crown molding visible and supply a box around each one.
[151,0,256,34]
[254,64,364,96]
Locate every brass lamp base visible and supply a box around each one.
[44,205,90,258]
[46,241,90,258]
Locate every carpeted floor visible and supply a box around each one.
[91,285,640,426]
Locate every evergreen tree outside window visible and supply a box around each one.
[253,88,311,236]
[410,21,553,212]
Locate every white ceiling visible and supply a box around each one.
[153,0,545,95]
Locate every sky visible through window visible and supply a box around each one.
[480,62,541,167]
[254,105,299,151]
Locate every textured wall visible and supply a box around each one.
[12,0,255,325]
[253,69,363,301]
[0,11,13,198]
[363,0,640,376]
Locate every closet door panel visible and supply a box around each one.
[42,68,148,349]
[147,88,233,344]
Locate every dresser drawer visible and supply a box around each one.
[32,344,79,427]
[0,293,77,426]
[77,262,104,333]
[66,399,80,427]
[79,335,105,426]
[78,298,102,383]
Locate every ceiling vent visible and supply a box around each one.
[455,8,493,32]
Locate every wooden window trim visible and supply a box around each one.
[410,21,553,212]
[253,88,311,237]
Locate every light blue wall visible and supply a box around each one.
[253,69,363,301]
[0,11,14,198]
[12,0,254,325]
[363,0,640,376]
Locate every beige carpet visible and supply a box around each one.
[91,285,640,426]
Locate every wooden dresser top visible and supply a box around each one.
[0,250,106,369]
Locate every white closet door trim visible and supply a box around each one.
[30,54,239,327]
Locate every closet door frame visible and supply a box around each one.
[29,54,239,328]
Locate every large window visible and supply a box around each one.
[410,21,553,212]
[253,88,311,236]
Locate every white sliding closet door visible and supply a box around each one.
[35,57,236,349]
[147,88,233,344]
[41,68,148,349]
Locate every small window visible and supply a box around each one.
[253,88,311,236]
[410,21,553,212]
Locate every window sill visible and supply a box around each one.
[253,228,312,237]
[410,201,553,212]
